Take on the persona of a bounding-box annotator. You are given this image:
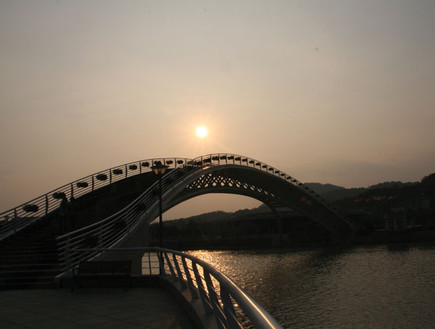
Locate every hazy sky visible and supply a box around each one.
[1,1,434,219]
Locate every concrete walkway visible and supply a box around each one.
[0,287,196,329]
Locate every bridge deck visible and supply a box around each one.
[0,286,195,329]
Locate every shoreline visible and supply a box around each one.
[154,229,435,251]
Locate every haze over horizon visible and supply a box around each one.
[1,1,434,219]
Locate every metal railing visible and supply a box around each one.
[0,157,191,240]
[67,247,283,329]
[56,164,201,271]
[161,248,283,329]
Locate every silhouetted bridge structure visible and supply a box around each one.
[0,153,355,289]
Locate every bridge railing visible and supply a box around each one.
[0,157,191,241]
[55,163,205,270]
[189,153,304,186]
[67,247,283,329]
[161,248,283,329]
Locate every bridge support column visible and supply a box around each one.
[268,206,285,247]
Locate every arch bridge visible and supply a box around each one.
[1,153,355,272]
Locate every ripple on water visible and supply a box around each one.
[189,245,435,329]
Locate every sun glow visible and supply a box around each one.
[196,126,208,138]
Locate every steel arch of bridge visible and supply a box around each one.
[158,156,355,240]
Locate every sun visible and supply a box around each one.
[195,126,208,138]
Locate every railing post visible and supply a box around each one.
[147,252,152,275]
[13,208,17,233]
[181,258,198,299]
[204,270,227,329]
[158,250,165,275]
[70,183,74,198]
[192,263,214,314]
[92,175,95,191]
[164,252,177,279]
[125,165,128,178]
[45,194,49,215]
[172,254,187,288]
[221,285,242,329]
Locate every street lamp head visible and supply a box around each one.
[151,162,169,176]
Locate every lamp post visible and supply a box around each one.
[151,162,168,248]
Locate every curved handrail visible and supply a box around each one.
[0,157,191,240]
[68,247,283,329]
[159,247,283,329]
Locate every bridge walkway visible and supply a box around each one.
[0,286,195,329]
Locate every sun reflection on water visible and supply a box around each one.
[189,246,435,329]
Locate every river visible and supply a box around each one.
[189,244,435,329]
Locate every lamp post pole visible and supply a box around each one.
[151,162,168,249]
[158,174,163,248]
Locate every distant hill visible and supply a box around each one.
[305,183,364,201]
[167,174,434,223]
[304,183,344,194]
[179,210,232,223]
[171,205,271,223]
[305,181,420,202]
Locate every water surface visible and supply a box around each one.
[190,245,435,329]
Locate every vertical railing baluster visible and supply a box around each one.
[172,254,187,288]
[192,263,214,314]
[158,250,165,275]
[181,258,198,299]
[45,195,49,215]
[147,252,152,275]
[164,252,177,279]
[13,208,17,233]
[204,271,227,329]
[92,175,95,191]
[160,251,166,275]
[221,286,242,329]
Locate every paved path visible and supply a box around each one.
[0,287,196,329]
